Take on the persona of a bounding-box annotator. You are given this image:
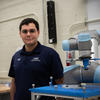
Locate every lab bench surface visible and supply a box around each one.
[0,84,10,100]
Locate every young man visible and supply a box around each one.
[8,18,64,100]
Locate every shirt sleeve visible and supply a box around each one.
[8,56,15,78]
[49,49,64,80]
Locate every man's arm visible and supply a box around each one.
[55,77,64,100]
[10,78,16,100]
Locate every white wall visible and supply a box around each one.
[87,0,100,30]
[87,0,100,62]
[0,0,87,78]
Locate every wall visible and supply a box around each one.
[0,0,87,79]
[86,0,100,62]
[87,0,100,30]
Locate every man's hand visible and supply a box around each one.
[55,77,64,84]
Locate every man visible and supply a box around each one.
[8,18,64,100]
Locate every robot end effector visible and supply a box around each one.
[62,33,93,69]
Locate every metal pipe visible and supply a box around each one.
[91,38,98,58]
[64,62,100,84]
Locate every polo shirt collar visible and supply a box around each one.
[20,41,41,56]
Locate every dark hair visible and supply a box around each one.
[19,18,39,31]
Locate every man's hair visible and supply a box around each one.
[19,18,39,31]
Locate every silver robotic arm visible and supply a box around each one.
[62,30,100,83]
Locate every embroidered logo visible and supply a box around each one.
[31,57,40,62]
[17,58,21,61]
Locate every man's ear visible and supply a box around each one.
[38,30,40,35]
[37,30,40,36]
[19,31,21,37]
[19,32,20,35]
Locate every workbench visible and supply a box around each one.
[29,84,100,100]
[0,84,10,100]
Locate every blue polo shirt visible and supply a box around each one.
[8,42,63,100]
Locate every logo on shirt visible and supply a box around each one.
[17,58,21,61]
[31,57,40,62]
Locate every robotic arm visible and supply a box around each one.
[62,33,92,69]
[62,30,100,83]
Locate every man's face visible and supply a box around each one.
[19,23,40,46]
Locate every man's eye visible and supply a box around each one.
[30,29,35,33]
[22,30,27,34]
[21,29,36,34]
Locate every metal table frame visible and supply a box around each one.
[31,92,99,100]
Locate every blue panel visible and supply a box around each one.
[78,33,91,42]
[62,40,70,51]
[94,65,100,83]
[64,65,80,73]
[29,84,100,98]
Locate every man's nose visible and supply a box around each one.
[27,31,31,35]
